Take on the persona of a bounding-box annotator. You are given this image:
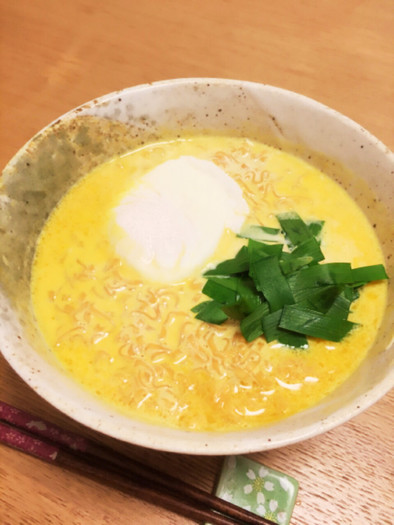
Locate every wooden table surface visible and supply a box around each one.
[1,1,393,524]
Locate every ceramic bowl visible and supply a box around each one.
[1,78,393,454]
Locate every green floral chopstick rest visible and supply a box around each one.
[214,455,299,525]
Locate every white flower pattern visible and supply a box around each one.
[258,466,269,478]
[277,511,287,524]
[279,476,292,492]
[222,491,233,502]
[246,468,256,480]
[223,456,298,525]
[244,484,253,495]
[264,481,274,491]
[257,492,265,504]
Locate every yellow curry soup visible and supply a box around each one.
[31,136,387,431]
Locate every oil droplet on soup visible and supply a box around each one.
[31,136,387,431]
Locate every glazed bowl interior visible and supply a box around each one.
[1,78,393,454]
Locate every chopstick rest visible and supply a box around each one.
[212,456,299,525]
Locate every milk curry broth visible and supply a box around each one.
[31,136,387,431]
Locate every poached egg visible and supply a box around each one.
[112,156,249,282]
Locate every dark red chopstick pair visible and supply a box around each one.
[0,401,276,525]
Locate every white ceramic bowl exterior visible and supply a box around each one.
[1,79,393,454]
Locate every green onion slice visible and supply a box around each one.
[279,305,357,342]
[240,302,270,342]
[247,239,283,262]
[191,300,228,324]
[204,245,249,276]
[202,276,262,315]
[289,263,354,295]
[351,264,388,285]
[307,220,325,240]
[277,211,315,246]
[202,277,240,305]
[326,291,352,320]
[249,255,294,312]
[262,309,308,348]
[238,224,283,244]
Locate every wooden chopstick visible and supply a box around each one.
[0,401,276,525]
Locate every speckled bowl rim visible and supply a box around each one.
[1,78,393,455]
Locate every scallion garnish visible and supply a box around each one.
[249,255,294,312]
[261,308,309,348]
[279,304,356,342]
[203,245,249,276]
[191,300,229,324]
[192,211,388,348]
[240,302,270,341]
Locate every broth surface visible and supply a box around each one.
[31,136,387,431]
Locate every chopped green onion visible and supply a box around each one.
[279,305,356,342]
[191,301,211,314]
[238,224,283,243]
[192,212,388,349]
[262,309,308,348]
[280,253,314,275]
[202,277,240,305]
[307,220,325,240]
[280,237,324,275]
[296,285,344,313]
[343,285,360,302]
[277,211,315,246]
[203,276,262,316]
[326,290,352,320]
[247,239,283,262]
[351,264,388,285]
[289,263,353,295]
[286,237,324,265]
[204,245,249,276]
[240,302,270,342]
[191,300,228,324]
[249,255,294,312]
[222,304,247,321]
